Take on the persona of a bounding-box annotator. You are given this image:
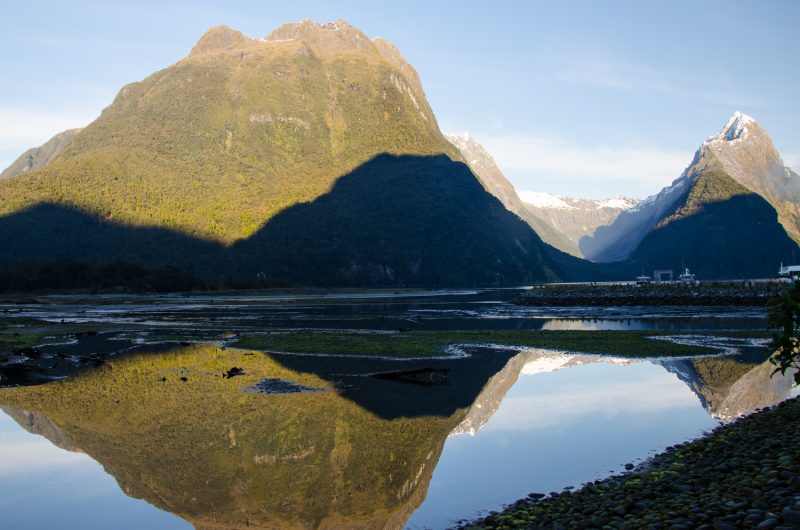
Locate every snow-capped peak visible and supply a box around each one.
[518,191,575,209]
[705,111,756,145]
[519,192,639,211]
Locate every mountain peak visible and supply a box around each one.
[190,25,253,56]
[705,111,757,144]
[263,19,375,54]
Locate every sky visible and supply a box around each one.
[1,0,798,199]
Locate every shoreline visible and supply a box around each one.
[512,283,789,307]
[461,396,800,529]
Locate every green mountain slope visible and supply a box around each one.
[0,20,601,286]
[0,21,457,243]
[625,170,799,279]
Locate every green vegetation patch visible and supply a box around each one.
[233,330,763,358]
[0,332,45,353]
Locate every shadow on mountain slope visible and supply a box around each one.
[0,154,614,287]
[623,193,799,279]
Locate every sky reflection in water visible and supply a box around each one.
[407,360,716,528]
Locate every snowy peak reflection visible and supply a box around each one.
[451,344,796,438]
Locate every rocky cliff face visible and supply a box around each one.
[446,133,588,256]
[520,193,638,258]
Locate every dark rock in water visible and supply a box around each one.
[624,463,635,470]
[245,378,324,395]
[13,347,42,359]
[223,367,244,379]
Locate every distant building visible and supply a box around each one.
[636,275,652,285]
[653,269,673,282]
[779,263,800,280]
[679,268,697,283]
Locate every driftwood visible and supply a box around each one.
[372,367,449,386]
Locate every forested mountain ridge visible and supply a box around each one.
[0,20,601,287]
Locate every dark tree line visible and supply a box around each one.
[0,260,205,294]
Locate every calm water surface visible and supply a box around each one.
[0,289,792,529]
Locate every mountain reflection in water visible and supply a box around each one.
[0,343,796,530]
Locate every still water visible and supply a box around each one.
[0,289,793,529]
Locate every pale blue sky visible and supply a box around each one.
[1,0,797,198]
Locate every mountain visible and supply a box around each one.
[519,192,638,257]
[445,133,636,257]
[0,128,81,179]
[584,112,800,263]
[623,169,799,278]
[444,133,576,254]
[0,20,596,287]
[660,355,797,420]
[0,343,469,529]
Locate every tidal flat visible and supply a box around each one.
[0,287,795,529]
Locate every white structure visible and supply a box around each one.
[679,268,697,283]
[636,275,652,285]
[779,263,800,280]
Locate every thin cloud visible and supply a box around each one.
[556,57,762,108]
[476,133,691,194]
[0,106,95,151]
[783,152,800,172]
[483,371,698,433]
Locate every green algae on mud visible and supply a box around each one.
[0,332,46,353]
[233,330,770,358]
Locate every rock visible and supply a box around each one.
[781,509,800,524]
[223,367,245,378]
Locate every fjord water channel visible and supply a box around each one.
[0,289,794,529]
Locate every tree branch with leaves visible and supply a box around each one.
[769,281,800,384]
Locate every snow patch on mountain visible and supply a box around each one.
[704,111,755,145]
[597,197,638,210]
[520,192,639,211]
[519,191,575,209]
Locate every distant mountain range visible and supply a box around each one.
[445,133,638,258]
[448,112,800,279]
